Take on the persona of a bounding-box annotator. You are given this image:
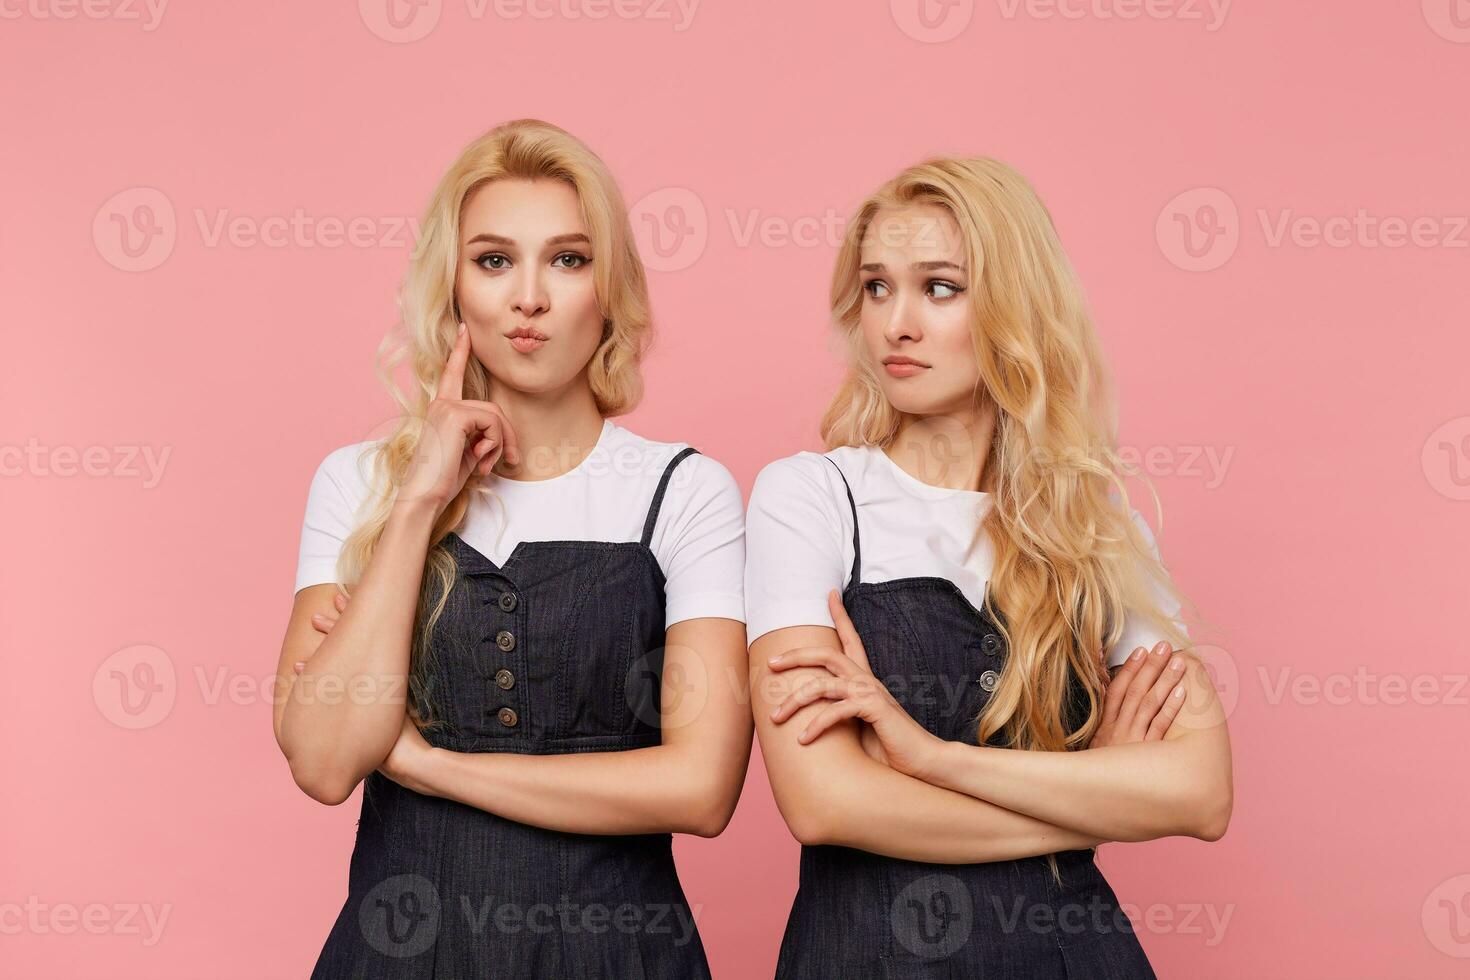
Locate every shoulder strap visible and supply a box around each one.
[822,454,862,587]
[641,447,701,547]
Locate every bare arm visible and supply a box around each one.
[400,617,753,836]
[752,624,1105,863]
[772,593,1230,845]
[273,321,519,806]
[273,499,437,805]
[923,648,1233,842]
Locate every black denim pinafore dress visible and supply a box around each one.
[772,456,1157,979]
[311,448,712,980]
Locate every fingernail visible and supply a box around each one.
[1172,684,1185,698]
[770,707,780,719]
[1169,656,1183,672]
[1153,643,1169,657]
[294,661,305,672]
[458,322,466,334]
[1130,648,1144,662]
[768,655,783,665]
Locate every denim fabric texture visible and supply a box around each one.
[770,456,1157,980]
[311,448,713,979]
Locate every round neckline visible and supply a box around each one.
[867,443,991,500]
[489,418,614,487]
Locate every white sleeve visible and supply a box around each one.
[1104,508,1189,668]
[650,451,747,629]
[743,454,850,647]
[293,442,379,593]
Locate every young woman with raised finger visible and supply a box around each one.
[272,119,751,979]
[745,157,1233,978]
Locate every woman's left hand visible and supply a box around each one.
[377,713,440,796]
[768,590,947,781]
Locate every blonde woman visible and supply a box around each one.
[272,119,751,978]
[746,158,1233,977]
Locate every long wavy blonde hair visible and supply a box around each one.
[333,119,653,728]
[822,157,1197,753]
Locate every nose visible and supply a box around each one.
[883,292,923,345]
[511,269,549,319]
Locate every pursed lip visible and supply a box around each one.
[505,326,549,353]
[505,326,549,341]
[881,353,929,378]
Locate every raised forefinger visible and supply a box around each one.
[436,322,471,401]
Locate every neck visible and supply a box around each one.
[483,375,606,481]
[886,403,997,493]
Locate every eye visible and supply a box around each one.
[928,280,965,300]
[476,252,510,271]
[862,279,890,299]
[552,252,590,269]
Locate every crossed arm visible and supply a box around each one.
[371,615,752,838]
[276,527,752,837]
[915,652,1232,843]
[750,624,1106,864]
[751,596,1232,861]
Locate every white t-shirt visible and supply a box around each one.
[743,444,1186,667]
[295,418,746,629]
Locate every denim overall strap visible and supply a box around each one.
[822,454,861,588]
[640,447,701,547]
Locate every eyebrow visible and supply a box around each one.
[860,260,967,273]
[464,232,592,248]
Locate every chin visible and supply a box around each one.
[492,363,578,395]
[881,386,943,416]
[881,378,975,416]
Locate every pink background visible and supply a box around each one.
[4,2,1469,977]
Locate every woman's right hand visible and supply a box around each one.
[401,322,521,517]
[1090,642,1188,747]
